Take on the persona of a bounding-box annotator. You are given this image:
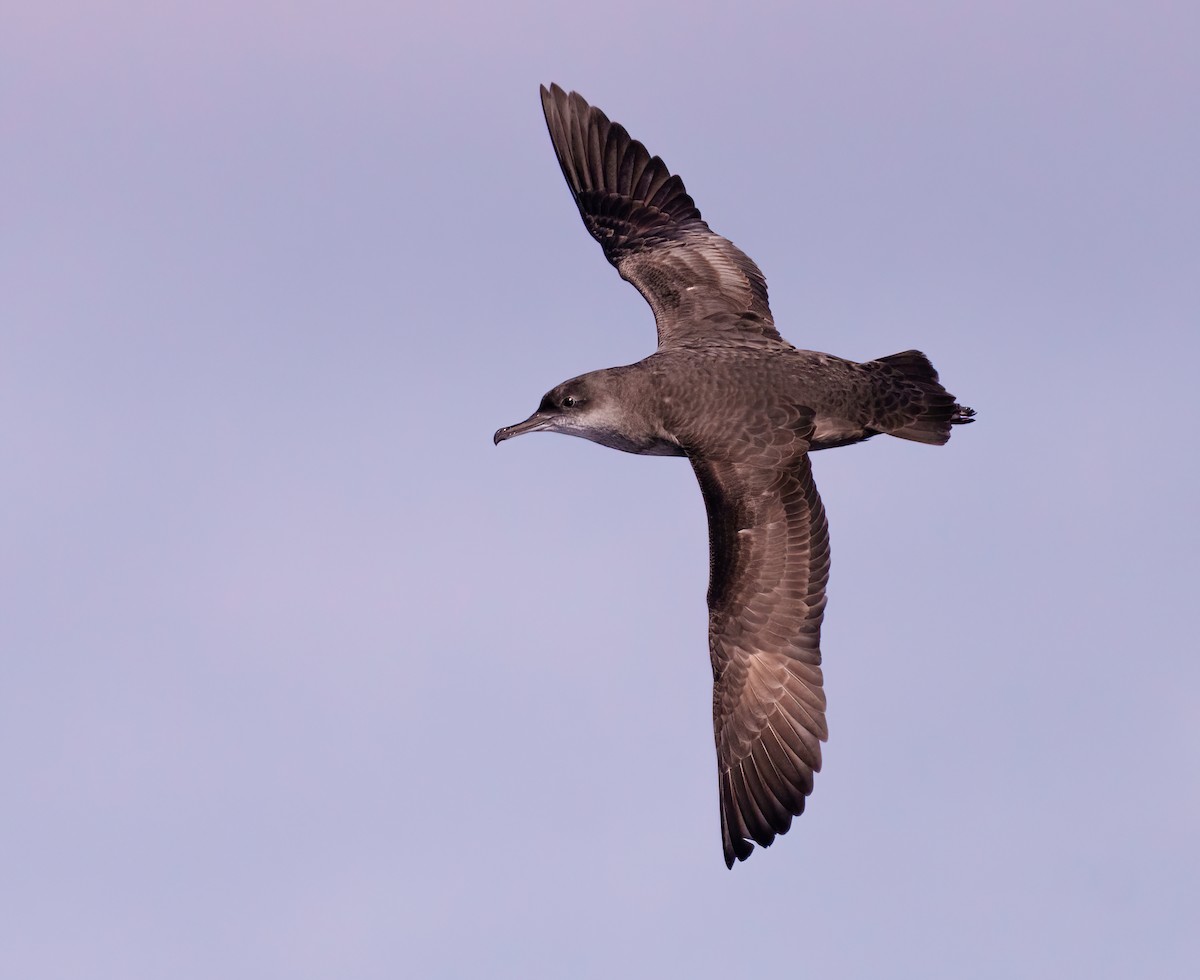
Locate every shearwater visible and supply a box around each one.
[495,84,974,867]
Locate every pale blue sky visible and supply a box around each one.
[4,2,1198,978]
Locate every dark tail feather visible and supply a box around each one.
[874,350,975,445]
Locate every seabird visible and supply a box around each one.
[495,84,974,868]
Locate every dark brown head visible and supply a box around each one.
[493,369,682,457]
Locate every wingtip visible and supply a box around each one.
[723,838,754,869]
[541,82,568,105]
[721,795,757,869]
[540,83,575,136]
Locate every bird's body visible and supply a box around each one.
[496,85,974,867]
[542,345,962,458]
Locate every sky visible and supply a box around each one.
[3,2,1198,977]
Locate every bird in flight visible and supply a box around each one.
[495,84,974,867]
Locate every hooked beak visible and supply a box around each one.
[493,411,555,446]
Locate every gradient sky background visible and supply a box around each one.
[4,2,1198,977]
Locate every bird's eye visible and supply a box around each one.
[562,395,578,408]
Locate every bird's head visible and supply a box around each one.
[493,375,607,446]
[494,368,682,456]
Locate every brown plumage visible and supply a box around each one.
[495,84,974,867]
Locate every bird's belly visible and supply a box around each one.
[811,415,863,443]
[808,414,873,451]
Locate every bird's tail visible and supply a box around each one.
[873,350,975,446]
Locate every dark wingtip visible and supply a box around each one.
[722,798,756,869]
[724,837,754,869]
[541,82,568,111]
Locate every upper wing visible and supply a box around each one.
[691,443,831,868]
[540,84,782,349]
